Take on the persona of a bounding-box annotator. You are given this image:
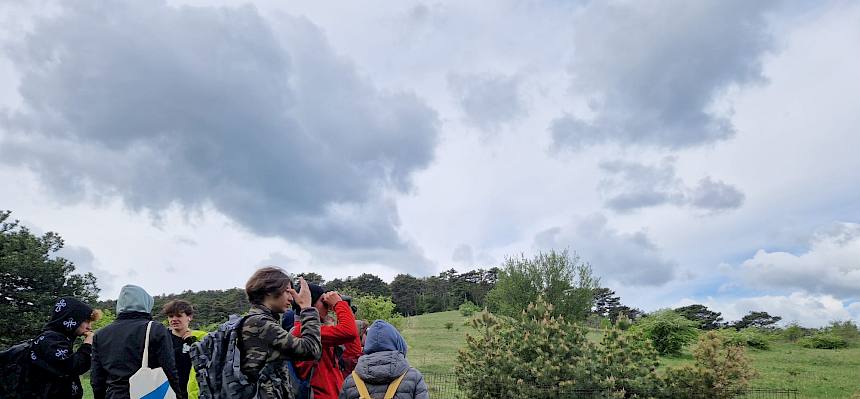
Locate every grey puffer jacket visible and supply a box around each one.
[338,320,428,399]
[339,351,428,399]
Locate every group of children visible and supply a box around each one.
[4,266,429,399]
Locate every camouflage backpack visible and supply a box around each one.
[190,314,294,399]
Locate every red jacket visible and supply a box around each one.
[292,301,358,399]
[340,331,363,378]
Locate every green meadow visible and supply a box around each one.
[82,310,860,399]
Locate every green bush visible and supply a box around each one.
[599,317,613,330]
[716,328,771,350]
[459,300,480,317]
[445,322,454,330]
[799,333,848,349]
[615,313,633,331]
[826,320,860,342]
[456,298,661,398]
[484,250,598,321]
[354,296,404,330]
[663,331,757,399]
[91,309,116,331]
[632,309,699,356]
[782,323,805,342]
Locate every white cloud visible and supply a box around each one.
[1,0,859,310]
[678,292,859,328]
[738,223,860,299]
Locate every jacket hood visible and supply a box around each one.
[44,297,93,337]
[116,284,154,314]
[363,320,407,356]
[354,350,410,384]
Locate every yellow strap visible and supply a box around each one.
[352,371,373,399]
[383,372,408,399]
[351,370,408,399]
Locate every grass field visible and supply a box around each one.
[82,310,860,399]
[402,311,860,399]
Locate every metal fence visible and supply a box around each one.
[423,373,799,399]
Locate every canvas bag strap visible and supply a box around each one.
[141,321,153,368]
[351,371,372,399]
[383,372,408,399]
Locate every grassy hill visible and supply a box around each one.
[402,311,860,399]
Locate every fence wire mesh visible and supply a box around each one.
[423,373,798,399]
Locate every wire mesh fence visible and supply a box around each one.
[423,373,799,399]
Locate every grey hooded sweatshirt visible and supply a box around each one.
[90,285,186,399]
[339,321,429,399]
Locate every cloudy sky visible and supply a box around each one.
[1,0,858,327]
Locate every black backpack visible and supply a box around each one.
[0,339,34,397]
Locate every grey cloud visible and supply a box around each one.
[309,241,434,277]
[451,244,474,264]
[448,72,526,131]
[256,252,298,269]
[56,245,116,292]
[533,214,677,286]
[0,2,438,263]
[451,244,496,267]
[599,158,744,213]
[599,158,684,211]
[175,236,198,247]
[552,0,776,150]
[688,177,745,212]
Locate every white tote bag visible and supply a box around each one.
[129,321,177,399]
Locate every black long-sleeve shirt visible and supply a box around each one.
[21,330,92,399]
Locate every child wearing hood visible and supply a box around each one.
[18,296,101,399]
[339,321,429,399]
[90,284,186,399]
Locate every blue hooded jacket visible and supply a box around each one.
[338,321,428,399]
[362,320,407,356]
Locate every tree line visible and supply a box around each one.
[1,208,791,346]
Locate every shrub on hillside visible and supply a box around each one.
[716,328,771,350]
[354,296,404,330]
[459,300,481,317]
[782,323,806,342]
[799,332,848,349]
[592,328,663,396]
[826,320,860,342]
[662,331,757,399]
[615,313,633,331]
[484,250,598,321]
[632,309,699,356]
[456,298,661,398]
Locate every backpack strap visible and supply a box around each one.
[351,371,372,399]
[234,314,259,376]
[141,321,153,368]
[383,371,408,399]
